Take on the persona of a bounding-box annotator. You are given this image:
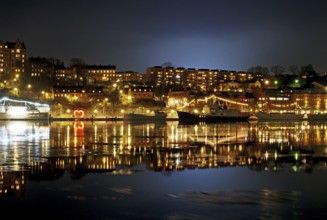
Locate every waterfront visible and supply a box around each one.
[0,120,327,219]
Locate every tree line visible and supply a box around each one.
[247,64,315,76]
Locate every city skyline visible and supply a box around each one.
[1,0,327,72]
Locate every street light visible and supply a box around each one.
[103,98,108,114]
[14,87,18,96]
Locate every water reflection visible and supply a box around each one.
[0,120,327,198]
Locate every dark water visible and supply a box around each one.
[0,120,326,219]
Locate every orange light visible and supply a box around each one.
[74,110,85,118]
[74,122,84,130]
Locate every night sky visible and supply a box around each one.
[1,0,327,72]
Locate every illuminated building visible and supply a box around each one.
[86,64,116,84]
[291,89,327,114]
[128,85,154,100]
[146,66,262,92]
[27,57,54,78]
[26,57,56,95]
[0,39,26,75]
[175,67,185,85]
[253,81,327,114]
[53,65,116,87]
[146,66,187,87]
[188,68,212,91]
[146,66,172,86]
[54,67,69,83]
[53,85,104,102]
[167,86,193,107]
[237,71,262,82]
[184,68,197,88]
[115,71,144,82]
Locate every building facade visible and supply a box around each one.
[0,39,26,75]
[146,66,262,92]
[86,65,116,84]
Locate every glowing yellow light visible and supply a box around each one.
[265,151,268,160]
[73,110,84,118]
[73,122,84,130]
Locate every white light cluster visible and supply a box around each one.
[0,97,50,112]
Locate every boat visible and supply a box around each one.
[254,112,306,121]
[0,97,50,120]
[306,113,327,120]
[177,105,250,123]
[124,110,167,122]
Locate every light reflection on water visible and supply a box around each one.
[0,120,326,219]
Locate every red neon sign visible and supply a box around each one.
[74,110,85,118]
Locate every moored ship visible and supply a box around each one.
[124,110,167,122]
[253,112,327,121]
[0,97,50,120]
[177,105,250,123]
[254,112,304,121]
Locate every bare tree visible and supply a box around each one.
[70,58,86,67]
[247,65,269,74]
[289,65,299,75]
[270,65,285,76]
[69,58,87,86]
[300,64,315,74]
[161,62,174,68]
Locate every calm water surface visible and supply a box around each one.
[0,120,326,219]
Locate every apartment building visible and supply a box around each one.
[0,39,26,74]
[146,66,261,92]
[86,64,116,84]
[115,71,144,83]
[128,85,154,100]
